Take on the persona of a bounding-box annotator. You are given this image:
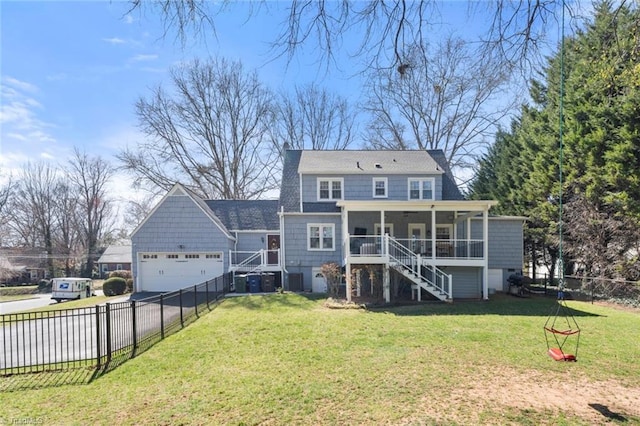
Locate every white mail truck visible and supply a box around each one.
[51,278,94,302]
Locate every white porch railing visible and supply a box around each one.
[230,249,280,272]
[347,236,484,260]
[387,237,452,301]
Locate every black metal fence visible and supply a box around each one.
[528,273,640,307]
[0,273,231,379]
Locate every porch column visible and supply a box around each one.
[431,208,436,260]
[467,217,471,258]
[346,261,352,302]
[343,207,352,302]
[383,263,390,303]
[482,207,489,300]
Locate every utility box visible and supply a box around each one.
[288,273,303,292]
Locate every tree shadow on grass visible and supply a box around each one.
[365,293,603,317]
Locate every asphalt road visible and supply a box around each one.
[0,293,58,315]
[0,291,130,315]
[1,294,189,371]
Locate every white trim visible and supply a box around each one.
[336,200,498,211]
[407,177,435,200]
[317,177,344,201]
[307,223,335,251]
[372,177,388,198]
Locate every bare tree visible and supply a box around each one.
[127,0,571,76]
[0,170,13,246]
[118,57,279,200]
[67,149,116,278]
[123,194,159,233]
[10,162,61,277]
[272,84,358,155]
[363,37,515,178]
[54,182,82,277]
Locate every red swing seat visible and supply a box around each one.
[548,347,577,362]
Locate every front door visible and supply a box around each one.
[408,223,426,253]
[267,234,280,265]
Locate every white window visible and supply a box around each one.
[308,224,335,250]
[374,223,394,236]
[372,177,388,198]
[142,254,158,259]
[317,178,343,201]
[206,253,221,259]
[166,254,179,259]
[408,178,435,200]
[185,254,200,259]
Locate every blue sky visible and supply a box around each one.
[1,2,315,178]
[1,1,568,205]
[0,1,376,173]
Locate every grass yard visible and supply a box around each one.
[0,293,638,425]
[0,285,39,303]
[0,294,38,303]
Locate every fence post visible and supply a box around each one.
[105,303,112,364]
[131,300,137,353]
[179,289,184,328]
[95,305,101,369]
[206,279,210,310]
[160,293,165,339]
[194,285,198,317]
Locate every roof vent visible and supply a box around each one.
[375,163,382,169]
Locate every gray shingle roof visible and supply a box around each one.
[302,202,341,213]
[205,200,280,231]
[98,244,132,264]
[298,150,443,174]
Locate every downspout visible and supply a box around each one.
[483,206,489,300]
[279,206,288,276]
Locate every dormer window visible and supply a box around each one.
[373,177,388,198]
[408,178,435,200]
[318,178,343,201]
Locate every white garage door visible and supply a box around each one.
[138,252,224,292]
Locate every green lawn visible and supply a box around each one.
[0,294,38,303]
[0,293,638,425]
[0,285,39,303]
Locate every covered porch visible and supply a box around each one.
[337,200,497,302]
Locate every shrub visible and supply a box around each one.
[125,278,134,293]
[103,277,128,296]
[38,279,52,293]
[109,270,132,279]
[320,262,343,297]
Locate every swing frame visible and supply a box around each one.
[544,294,580,362]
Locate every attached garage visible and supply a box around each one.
[137,252,224,292]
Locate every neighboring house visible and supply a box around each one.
[0,248,50,284]
[97,243,133,278]
[131,149,525,302]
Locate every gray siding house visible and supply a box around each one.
[131,149,525,301]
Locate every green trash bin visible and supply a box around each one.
[234,275,247,293]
